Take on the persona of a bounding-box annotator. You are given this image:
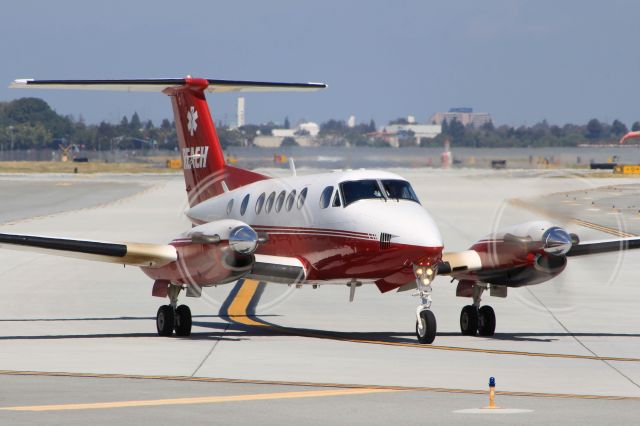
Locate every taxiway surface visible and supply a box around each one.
[0,169,639,424]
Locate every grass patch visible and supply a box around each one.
[0,161,181,174]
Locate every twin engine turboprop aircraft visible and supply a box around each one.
[2,77,640,344]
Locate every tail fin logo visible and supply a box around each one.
[183,146,209,169]
[187,106,199,136]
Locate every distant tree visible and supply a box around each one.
[217,127,244,148]
[320,119,347,134]
[368,119,376,132]
[284,116,290,129]
[1,97,72,137]
[611,119,628,136]
[145,120,154,131]
[120,115,129,128]
[586,118,603,139]
[281,136,298,147]
[440,119,449,135]
[389,117,409,125]
[632,121,640,132]
[447,118,465,142]
[481,121,495,132]
[550,125,563,137]
[130,112,141,130]
[161,119,172,130]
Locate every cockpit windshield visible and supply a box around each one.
[339,179,420,206]
[340,180,385,206]
[381,179,420,203]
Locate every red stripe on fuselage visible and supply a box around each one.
[252,225,372,237]
[255,232,441,281]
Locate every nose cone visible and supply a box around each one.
[369,202,443,248]
[542,226,572,255]
[228,225,259,254]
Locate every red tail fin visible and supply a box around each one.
[165,78,268,206]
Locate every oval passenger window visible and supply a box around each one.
[255,193,266,214]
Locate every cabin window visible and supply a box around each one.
[240,194,250,215]
[319,186,333,209]
[340,179,385,206]
[286,190,297,211]
[275,190,286,212]
[265,191,276,213]
[226,199,234,215]
[297,188,308,209]
[255,192,266,214]
[381,180,420,203]
[332,190,342,207]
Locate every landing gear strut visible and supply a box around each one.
[414,265,437,344]
[156,284,192,337]
[459,284,496,336]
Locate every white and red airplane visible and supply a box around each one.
[2,77,639,344]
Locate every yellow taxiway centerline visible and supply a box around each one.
[0,388,398,412]
[223,280,640,363]
[226,279,266,327]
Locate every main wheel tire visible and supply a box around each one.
[460,305,479,336]
[175,304,192,337]
[478,305,496,336]
[415,310,437,344]
[156,305,175,337]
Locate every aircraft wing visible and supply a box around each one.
[0,232,176,267]
[565,237,640,256]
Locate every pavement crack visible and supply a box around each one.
[190,323,230,377]
[526,287,640,390]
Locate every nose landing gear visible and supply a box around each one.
[156,284,193,337]
[413,265,438,344]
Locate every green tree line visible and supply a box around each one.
[422,117,639,148]
[2,97,640,150]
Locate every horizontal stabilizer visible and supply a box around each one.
[0,233,176,267]
[10,78,327,93]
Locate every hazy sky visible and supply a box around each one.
[1,0,639,127]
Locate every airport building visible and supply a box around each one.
[378,123,442,147]
[255,121,320,147]
[429,107,492,128]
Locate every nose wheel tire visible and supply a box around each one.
[478,305,496,336]
[156,305,175,336]
[415,310,437,344]
[460,305,479,336]
[175,305,192,337]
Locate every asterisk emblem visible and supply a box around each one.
[187,106,198,136]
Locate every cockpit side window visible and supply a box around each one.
[319,186,333,209]
[340,180,385,206]
[381,180,420,203]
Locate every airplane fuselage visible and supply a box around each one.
[186,169,444,289]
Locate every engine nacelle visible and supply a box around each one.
[141,219,259,287]
[446,220,573,287]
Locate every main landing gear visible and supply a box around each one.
[460,284,495,336]
[414,265,437,344]
[156,284,192,337]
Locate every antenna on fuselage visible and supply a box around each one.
[288,157,297,176]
